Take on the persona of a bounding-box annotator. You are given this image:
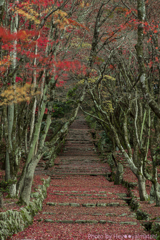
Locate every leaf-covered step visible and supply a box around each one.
[49,192,108,197]
[41,219,138,225]
[46,202,127,207]
[42,211,136,218]
[50,173,108,176]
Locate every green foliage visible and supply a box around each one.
[40,120,63,139]
[156,235,160,240]
[99,131,113,145]
[67,85,78,99]
[0,178,17,194]
[96,131,113,154]
[52,101,72,118]
[85,111,114,154]
[85,112,100,130]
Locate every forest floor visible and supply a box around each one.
[3,112,160,240]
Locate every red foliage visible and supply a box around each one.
[44,108,48,114]
[16,77,23,82]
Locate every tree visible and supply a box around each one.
[0,0,91,205]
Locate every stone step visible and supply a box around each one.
[62,149,97,152]
[46,202,127,207]
[65,139,91,142]
[64,145,95,148]
[51,165,108,169]
[52,169,108,172]
[52,168,107,171]
[69,126,89,130]
[49,190,126,195]
[40,219,138,225]
[53,165,107,168]
[42,211,135,218]
[69,126,89,129]
[60,152,98,156]
[57,156,101,160]
[52,167,108,170]
[58,159,101,163]
[48,193,109,197]
[50,173,108,176]
[64,142,92,146]
[67,128,89,132]
[65,139,92,142]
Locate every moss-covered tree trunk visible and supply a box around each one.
[8,5,19,197]
[138,173,148,201]
[18,149,44,205]
[16,83,48,197]
[154,182,160,206]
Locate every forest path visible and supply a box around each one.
[11,112,148,240]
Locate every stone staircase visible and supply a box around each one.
[50,113,110,177]
[33,112,148,239]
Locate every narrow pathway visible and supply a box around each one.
[11,112,149,240]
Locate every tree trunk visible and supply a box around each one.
[114,162,123,185]
[1,123,3,141]
[18,169,34,205]
[16,84,48,196]
[29,98,37,146]
[5,149,10,181]
[0,0,5,25]
[150,182,160,206]
[9,176,17,198]
[154,182,160,206]
[0,191,3,208]
[8,104,14,150]
[25,127,28,154]
[6,3,18,195]
[18,150,43,205]
[3,106,10,181]
[138,174,148,201]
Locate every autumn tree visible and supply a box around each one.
[0,0,91,205]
